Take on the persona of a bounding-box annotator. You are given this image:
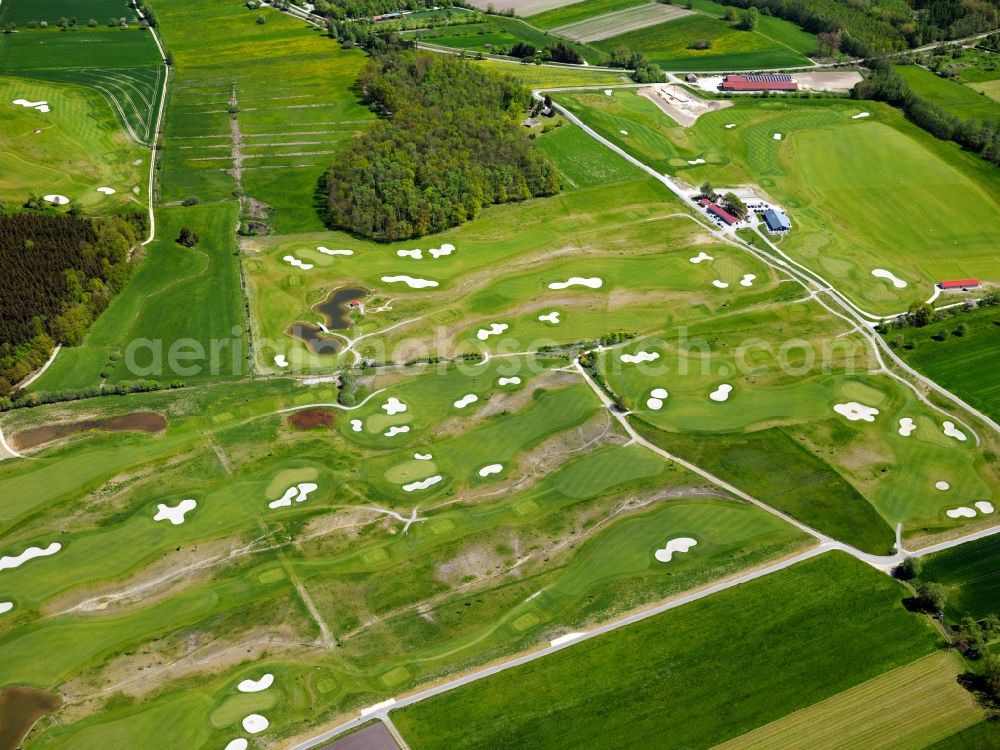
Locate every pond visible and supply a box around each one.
[0,686,60,750]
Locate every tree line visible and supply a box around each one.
[0,212,143,396]
[854,59,1000,166]
[324,51,560,241]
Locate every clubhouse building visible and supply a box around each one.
[721,74,799,92]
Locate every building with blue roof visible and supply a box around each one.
[762,208,791,232]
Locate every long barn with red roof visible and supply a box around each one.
[721,74,798,92]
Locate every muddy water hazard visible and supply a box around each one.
[0,686,60,750]
[288,287,367,355]
[13,412,167,450]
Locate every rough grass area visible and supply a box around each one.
[392,553,941,750]
[405,17,604,63]
[897,65,1000,122]
[920,534,1000,620]
[929,721,1000,749]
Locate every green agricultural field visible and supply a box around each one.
[392,553,941,749]
[556,91,1000,315]
[969,79,1000,102]
[528,0,649,30]
[0,0,142,26]
[897,65,1000,122]
[920,535,1000,620]
[481,58,629,88]
[592,12,813,70]
[930,722,1000,749]
[0,75,146,212]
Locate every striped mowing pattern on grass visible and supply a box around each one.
[551,3,693,42]
[712,652,982,750]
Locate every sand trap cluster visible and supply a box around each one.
[498,376,521,386]
[397,249,422,259]
[548,277,602,290]
[282,255,313,270]
[454,393,478,409]
[852,112,870,119]
[154,498,197,525]
[97,187,116,195]
[538,311,560,324]
[0,543,61,572]
[350,419,363,432]
[740,274,757,287]
[709,384,733,402]
[772,133,783,141]
[621,351,658,364]
[414,452,433,460]
[712,280,729,289]
[381,275,438,289]
[654,537,697,563]
[898,418,916,437]
[477,323,509,340]
[43,194,69,205]
[13,98,50,113]
[688,158,706,165]
[243,715,269,734]
[833,402,879,422]
[479,463,503,477]
[381,397,407,416]
[0,602,13,615]
[384,425,410,437]
[225,740,248,750]
[238,673,274,693]
[268,482,318,509]
[689,252,713,264]
[273,354,288,368]
[946,501,996,518]
[942,421,967,441]
[318,246,353,256]
[871,269,907,288]
[403,475,442,492]
[935,481,951,491]
[646,387,668,410]
[429,243,454,259]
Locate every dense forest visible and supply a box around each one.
[0,213,142,395]
[725,0,999,56]
[854,59,1000,164]
[325,52,560,241]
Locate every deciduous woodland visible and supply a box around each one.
[325,52,560,241]
[0,213,141,394]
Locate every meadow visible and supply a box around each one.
[920,535,1000,620]
[404,17,604,63]
[528,0,650,30]
[392,553,941,749]
[897,65,1000,123]
[0,0,142,26]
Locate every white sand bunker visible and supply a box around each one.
[273,354,288,368]
[397,248,422,259]
[13,98,49,113]
[538,311,560,324]
[604,89,613,96]
[96,186,116,195]
[238,673,274,693]
[712,280,729,289]
[477,323,508,340]
[772,133,783,140]
[740,274,757,287]
[283,255,313,270]
[318,246,353,256]
[689,252,713,264]
[429,243,454,259]
[654,537,697,563]
[709,384,733,402]
[225,740,248,750]
[852,112,870,119]
[0,602,13,615]
[269,482,318,509]
[943,421,967,441]
[947,506,977,519]
[725,123,737,129]
[43,194,69,206]
[350,419,362,432]
[414,452,433,460]
[976,501,995,514]
[381,275,438,289]
[479,463,503,477]
[647,387,668,410]
[871,269,907,288]
[935,481,950,491]
[0,543,61,572]
[898,418,916,437]
[381,397,407,416]
[833,402,879,422]
[243,714,269,734]
[498,376,521,386]
[548,277,602,290]
[384,425,410,437]
[454,393,478,409]
[621,351,658,364]
[153,498,197,525]
[688,158,706,165]
[403,475,442,492]
[620,129,629,135]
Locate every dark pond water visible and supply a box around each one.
[316,287,367,330]
[0,686,60,750]
[287,323,343,356]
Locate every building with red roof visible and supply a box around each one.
[939,279,980,290]
[721,74,798,92]
[706,202,740,225]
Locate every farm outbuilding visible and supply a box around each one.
[707,203,740,225]
[763,208,791,231]
[721,74,798,92]
[939,278,980,290]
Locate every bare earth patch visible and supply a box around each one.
[638,84,733,128]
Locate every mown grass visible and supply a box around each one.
[921,534,1000,620]
[897,65,1000,122]
[0,0,142,26]
[392,553,941,749]
[929,721,1000,749]
[528,0,649,30]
